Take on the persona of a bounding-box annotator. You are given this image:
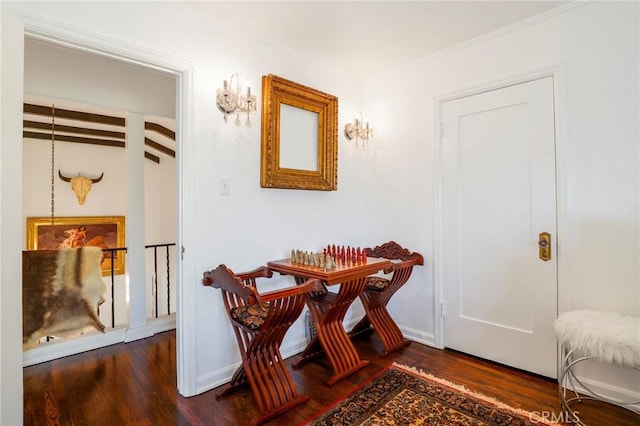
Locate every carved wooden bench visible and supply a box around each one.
[349,241,424,356]
[202,264,321,425]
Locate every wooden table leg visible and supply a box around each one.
[359,288,411,357]
[295,277,370,385]
[351,266,415,357]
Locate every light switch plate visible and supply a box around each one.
[220,178,231,195]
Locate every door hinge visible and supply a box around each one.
[439,122,444,138]
[440,302,446,319]
[181,245,185,260]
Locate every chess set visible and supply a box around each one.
[290,244,368,269]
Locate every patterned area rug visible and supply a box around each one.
[304,363,561,425]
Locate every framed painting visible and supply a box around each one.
[26,216,126,276]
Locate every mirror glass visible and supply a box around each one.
[279,104,318,171]
[260,74,338,191]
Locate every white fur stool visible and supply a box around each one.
[554,310,640,425]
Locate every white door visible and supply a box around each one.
[441,77,558,378]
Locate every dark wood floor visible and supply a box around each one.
[24,330,638,426]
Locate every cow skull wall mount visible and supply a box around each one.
[58,171,104,205]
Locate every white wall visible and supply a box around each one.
[22,99,129,219]
[144,125,178,317]
[364,1,639,394]
[24,37,176,117]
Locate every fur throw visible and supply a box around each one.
[23,247,107,350]
[554,310,640,368]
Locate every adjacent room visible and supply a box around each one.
[1,1,638,425]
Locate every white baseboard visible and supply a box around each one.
[345,316,437,349]
[195,334,310,395]
[23,327,127,367]
[196,361,242,395]
[23,314,177,367]
[124,325,156,342]
[400,324,436,348]
[281,335,309,359]
[567,375,640,411]
[149,312,177,334]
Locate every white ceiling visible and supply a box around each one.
[184,1,572,72]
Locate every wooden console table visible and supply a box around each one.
[267,257,392,385]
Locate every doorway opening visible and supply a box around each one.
[23,29,191,393]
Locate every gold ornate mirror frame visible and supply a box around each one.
[260,74,338,190]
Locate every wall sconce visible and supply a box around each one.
[344,113,373,147]
[216,73,257,126]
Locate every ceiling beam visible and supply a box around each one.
[145,137,175,158]
[24,103,125,127]
[145,121,175,141]
[23,103,173,164]
[23,131,126,148]
[23,120,126,139]
[144,151,160,164]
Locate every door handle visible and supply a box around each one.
[538,232,551,261]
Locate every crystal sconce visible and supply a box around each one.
[344,113,373,147]
[216,73,256,126]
